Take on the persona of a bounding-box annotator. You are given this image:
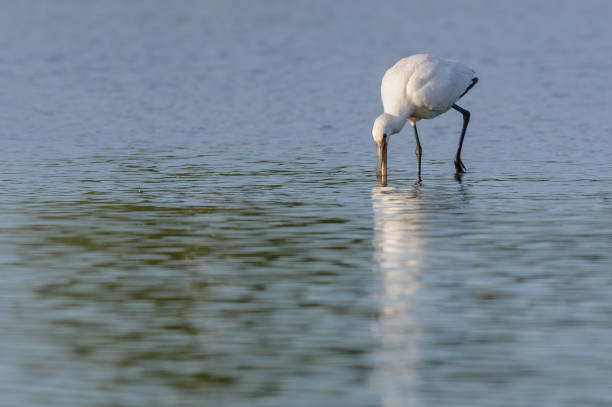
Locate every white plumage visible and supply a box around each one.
[382,54,475,119]
[373,54,478,184]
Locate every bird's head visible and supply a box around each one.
[372,114,403,185]
[372,114,392,144]
[372,114,391,185]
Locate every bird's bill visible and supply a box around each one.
[376,139,388,186]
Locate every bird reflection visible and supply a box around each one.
[371,186,426,407]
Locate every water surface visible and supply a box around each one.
[2,1,612,406]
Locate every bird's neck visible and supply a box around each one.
[385,114,408,135]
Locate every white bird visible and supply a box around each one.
[372,54,478,184]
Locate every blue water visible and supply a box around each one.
[2,1,612,406]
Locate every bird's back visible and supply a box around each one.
[381,54,476,120]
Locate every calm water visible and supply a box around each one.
[2,1,612,406]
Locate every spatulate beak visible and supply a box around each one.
[376,137,388,186]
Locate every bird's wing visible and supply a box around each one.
[407,59,475,113]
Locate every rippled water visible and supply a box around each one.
[2,1,612,406]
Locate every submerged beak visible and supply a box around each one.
[376,137,388,186]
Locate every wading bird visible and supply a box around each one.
[372,54,478,184]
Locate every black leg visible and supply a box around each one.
[411,121,422,182]
[452,104,470,173]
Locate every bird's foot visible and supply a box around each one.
[454,157,466,173]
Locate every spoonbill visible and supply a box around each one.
[372,54,478,184]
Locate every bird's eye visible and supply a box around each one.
[383,133,387,138]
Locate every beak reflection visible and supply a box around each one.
[371,186,426,404]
